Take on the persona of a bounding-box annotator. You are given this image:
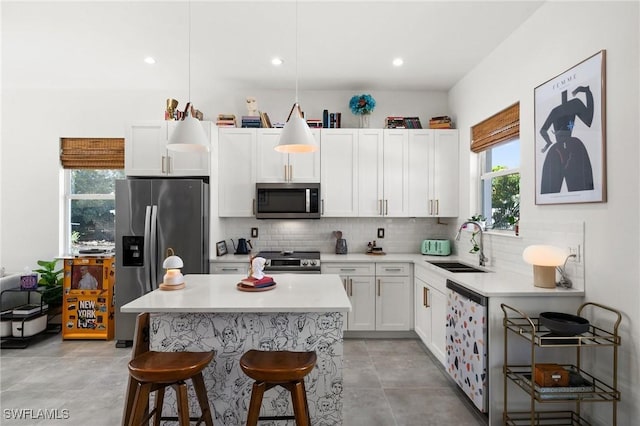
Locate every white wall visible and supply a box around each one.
[449,1,639,423]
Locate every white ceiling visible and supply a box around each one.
[2,0,544,91]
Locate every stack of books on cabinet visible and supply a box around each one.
[241,116,261,128]
[216,114,237,127]
[384,116,422,129]
[429,116,453,129]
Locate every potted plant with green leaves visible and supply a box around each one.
[466,215,486,254]
[33,259,63,308]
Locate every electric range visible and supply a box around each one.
[256,250,321,274]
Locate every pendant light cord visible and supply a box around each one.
[188,0,192,105]
[294,0,299,104]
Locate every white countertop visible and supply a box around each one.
[120,273,352,313]
[211,253,584,298]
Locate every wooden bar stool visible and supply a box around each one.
[122,313,215,426]
[239,350,317,426]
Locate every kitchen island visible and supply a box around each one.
[121,273,351,425]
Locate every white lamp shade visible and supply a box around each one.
[162,255,184,269]
[522,245,567,266]
[275,114,318,153]
[167,115,209,152]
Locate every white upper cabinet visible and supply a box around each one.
[321,129,359,217]
[357,129,385,216]
[431,129,459,217]
[125,121,211,176]
[408,129,459,217]
[256,128,320,183]
[382,130,410,217]
[358,129,410,217]
[218,128,256,217]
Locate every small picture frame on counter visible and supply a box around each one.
[216,240,228,257]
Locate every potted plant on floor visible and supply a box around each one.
[33,259,63,312]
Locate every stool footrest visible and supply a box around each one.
[259,415,296,421]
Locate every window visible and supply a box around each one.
[60,138,124,253]
[64,169,124,253]
[471,103,520,231]
[479,140,520,230]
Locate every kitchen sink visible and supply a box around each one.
[427,261,488,273]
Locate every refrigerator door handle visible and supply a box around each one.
[143,205,152,293]
[150,205,159,291]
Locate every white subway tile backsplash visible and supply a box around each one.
[215,218,584,291]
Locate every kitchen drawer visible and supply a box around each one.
[210,262,248,274]
[321,263,375,276]
[375,263,410,276]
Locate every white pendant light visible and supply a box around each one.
[276,0,317,154]
[167,0,209,153]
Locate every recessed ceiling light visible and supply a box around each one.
[271,57,284,66]
[392,58,404,67]
[144,57,156,65]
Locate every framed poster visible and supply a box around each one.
[534,50,606,205]
[216,240,228,257]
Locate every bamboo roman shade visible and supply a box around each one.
[470,102,520,153]
[60,138,124,169]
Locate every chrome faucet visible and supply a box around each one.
[455,221,488,267]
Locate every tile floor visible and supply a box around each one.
[1,334,487,425]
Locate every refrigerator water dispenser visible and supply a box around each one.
[122,236,144,267]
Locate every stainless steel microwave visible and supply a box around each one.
[256,183,320,219]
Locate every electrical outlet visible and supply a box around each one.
[377,228,385,238]
[251,227,259,238]
[568,245,581,263]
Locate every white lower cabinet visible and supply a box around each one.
[322,262,412,331]
[375,263,412,331]
[321,263,376,331]
[414,263,447,365]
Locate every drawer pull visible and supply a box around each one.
[425,287,430,308]
[340,268,356,272]
[384,268,402,272]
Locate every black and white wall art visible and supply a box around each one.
[534,50,606,205]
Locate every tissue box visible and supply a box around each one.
[20,274,39,290]
[534,363,569,387]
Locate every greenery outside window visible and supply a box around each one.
[480,140,520,230]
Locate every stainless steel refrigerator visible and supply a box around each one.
[114,178,209,346]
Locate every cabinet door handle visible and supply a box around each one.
[425,287,430,308]
[289,164,293,181]
[384,199,388,215]
[321,199,324,215]
[377,279,381,297]
[349,278,353,297]
[343,278,348,292]
[284,165,288,181]
[429,199,433,215]
[378,199,383,216]
[221,268,239,272]
[252,199,256,215]
[161,156,166,173]
[423,287,427,307]
[435,199,439,215]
